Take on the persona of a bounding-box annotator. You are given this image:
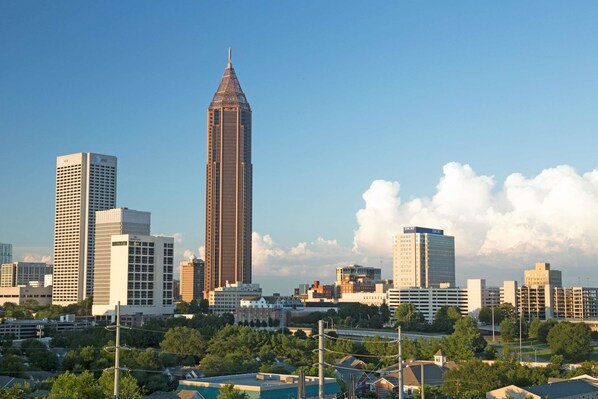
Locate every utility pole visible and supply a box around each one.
[398,325,403,399]
[420,363,424,399]
[114,301,121,399]
[318,319,324,399]
[297,369,305,399]
[491,293,495,343]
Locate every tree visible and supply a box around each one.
[478,306,493,325]
[175,301,190,314]
[433,306,462,333]
[0,383,31,399]
[528,317,542,340]
[0,354,25,377]
[499,318,518,342]
[394,303,426,331]
[498,303,516,321]
[159,326,206,361]
[380,303,391,324]
[49,371,104,399]
[217,384,249,399]
[537,318,557,343]
[447,317,486,360]
[98,370,142,399]
[547,322,592,362]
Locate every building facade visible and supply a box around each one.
[0,262,53,288]
[335,264,382,283]
[207,282,261,315]
[204,50,252,293]
[0,286,53,306]
[91,234,175,317]
[92,208,150,306]
[180,257,205,302]
[53,153,117,305]
[387,287,468,323]
[524,262,562,287]
[393,226,455,289]
[0,243,12,265]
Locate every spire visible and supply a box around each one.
[210,49,250,109]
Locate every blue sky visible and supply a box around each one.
[1,1,598,294]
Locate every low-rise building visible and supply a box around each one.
[486,379,598,399]
[208,282,262,315]
[387,287,468,323]
[0,285,52,306]
[177,372,341,399]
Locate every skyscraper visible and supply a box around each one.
[393,226,455,289]
[92,208,150,306]
[204,49,252,292]
[0,243,12,265]
[180,256,204,302]
[53,153,117,305]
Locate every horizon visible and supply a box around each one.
[2,1,598,295]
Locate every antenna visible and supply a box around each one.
[227,48,232,68]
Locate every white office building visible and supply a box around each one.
[393,226,455,289]
[0,243,12,265]
[53,153,117,305]
[387,287,468,323]
[92,234,175,317]
[93,208,150,306]
[208,282,262,315]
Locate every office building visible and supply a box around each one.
[207,282,261,315]
[204,49,252,293]
[524,262,562,287]
[387,287,468,323]
[393,226,455,289]
[335,264,382,283]
[92,208,150,306]
[0,286,52,306]
[180,256,205,302]
[0,243,12,265]
[0,262,53,287]
[53,152,117,305]
[92,234,175,317]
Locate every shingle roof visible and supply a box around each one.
[524,379,598,398]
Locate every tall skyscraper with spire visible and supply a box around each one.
[204,49,252,293]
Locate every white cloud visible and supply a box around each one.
[22,254,53,263]
[252,232,357,280]
[353,163,598,278]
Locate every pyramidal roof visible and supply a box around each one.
[210,48,250,109]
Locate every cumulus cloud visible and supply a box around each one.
[23,254,53,263]
[353,162,598,266]
[252,232,357,279]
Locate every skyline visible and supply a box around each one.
[2,2,598,294]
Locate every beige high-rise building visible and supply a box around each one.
[180,257,204,302]
[53,153,116,305]
[393,226,455,289]
[92,208,150,306]
[204,49,252,293]
[524,262,562,287]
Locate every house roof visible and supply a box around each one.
[0,375,29,388]
[524,380,598,398]
[376,363,449,388]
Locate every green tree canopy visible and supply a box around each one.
[547,322,592,362]
[394,303,426,331]
[217,384,250,399]
[447,317,486,360]
[159,326,206,361]
[49,371,104,399]
[98,370,142,399]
